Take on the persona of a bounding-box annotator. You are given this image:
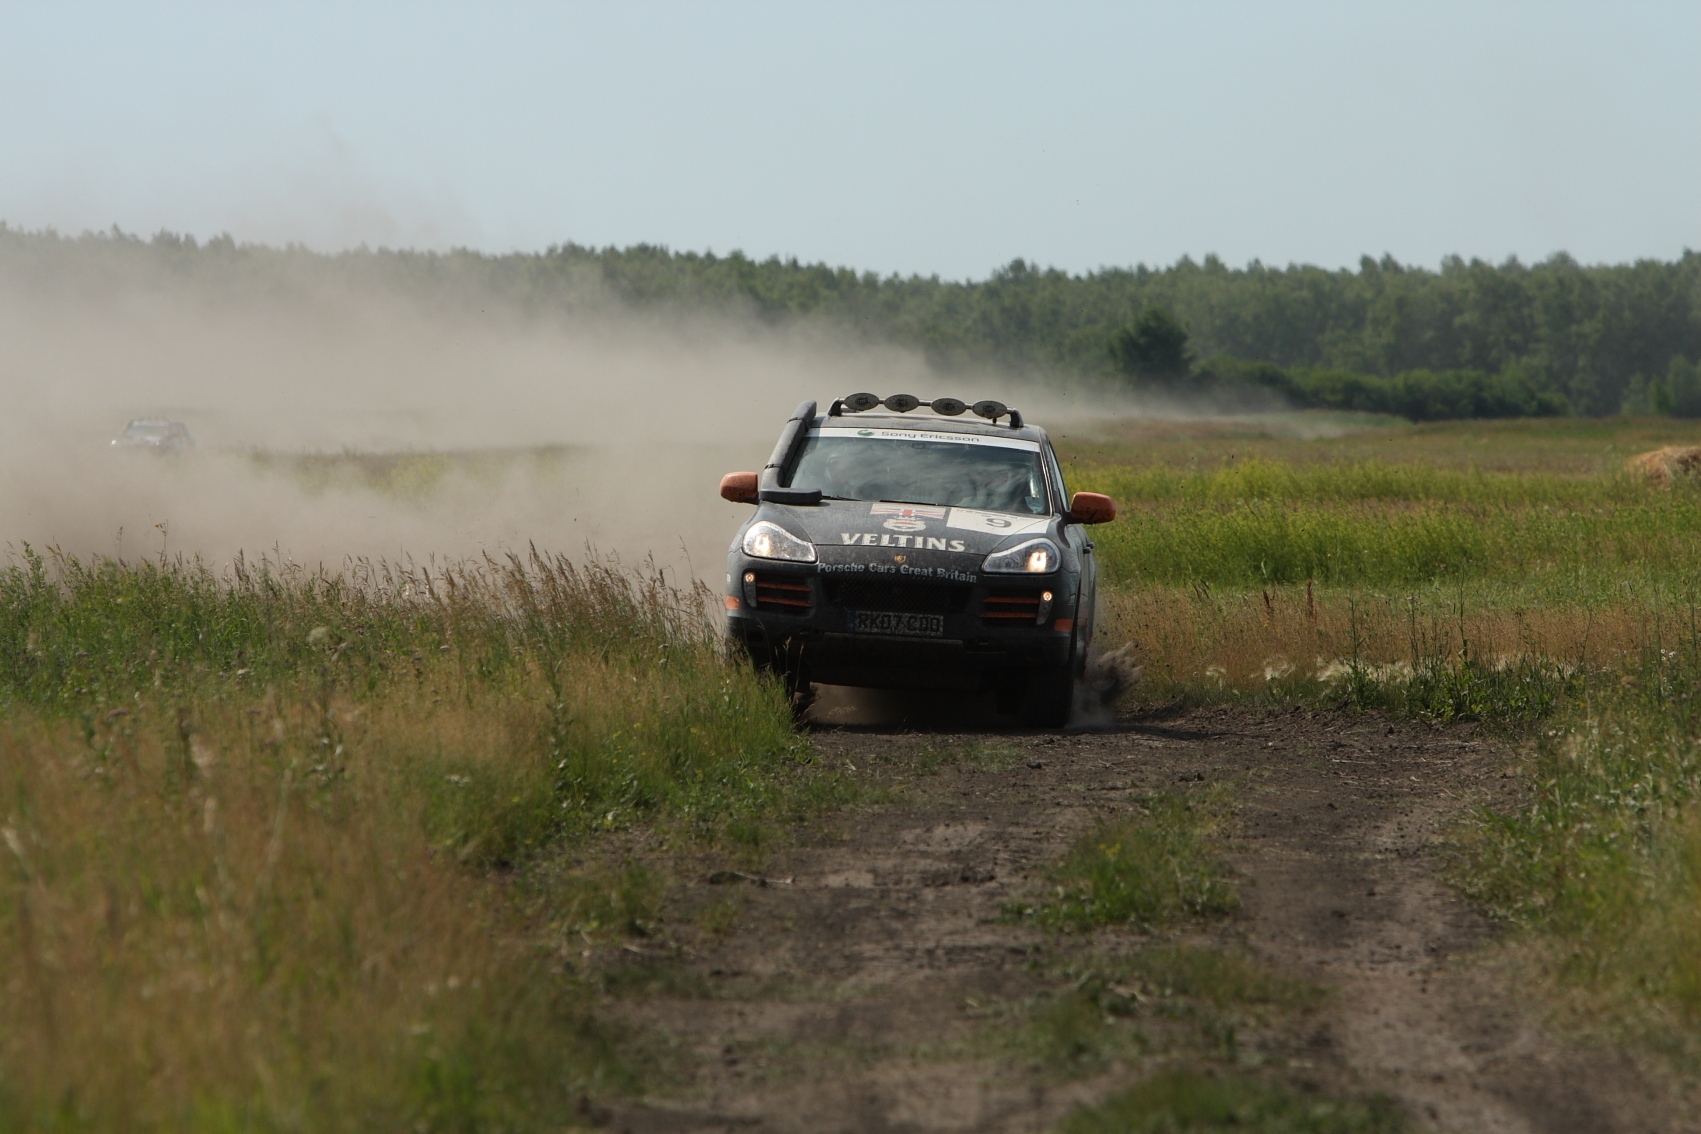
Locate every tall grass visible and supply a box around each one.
[1074,458,1625,507]
[1068,458,1701,590]
[1091,495,1701,589]
[1099,582,1658,717]
[1068,428,1701,1070]
[0,548,817,1130]
[0,708,630,1130]
[1072,451,1701,721]
[1454,627,1701,1053]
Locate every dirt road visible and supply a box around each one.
[600,706,1686,1133]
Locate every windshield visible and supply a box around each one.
[782,428,1050,514]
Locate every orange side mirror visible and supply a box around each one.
[1068,491,1116,524]
[720,471,760,504]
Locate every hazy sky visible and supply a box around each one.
[1,1,1696,279]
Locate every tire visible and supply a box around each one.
[993,671,1026,717]
[1018,664,1074,728]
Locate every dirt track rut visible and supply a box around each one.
[601,706,1686,1133]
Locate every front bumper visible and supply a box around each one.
[724,558,1079,691]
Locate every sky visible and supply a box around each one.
[1,0,1697,280]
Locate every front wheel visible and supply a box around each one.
[1018,664,1075,728]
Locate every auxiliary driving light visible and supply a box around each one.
[833,393,1020,425]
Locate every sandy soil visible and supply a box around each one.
[596,704,1689,1133]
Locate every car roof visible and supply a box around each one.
[811,411,1050,445]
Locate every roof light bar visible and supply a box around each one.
[830,393,1022,427]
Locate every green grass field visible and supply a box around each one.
[8,412,1701,1127]
[1059,413,1701,1067]
[0,549,839,1130]
[1058,417,1701,701]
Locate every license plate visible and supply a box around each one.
[849,610,945,638]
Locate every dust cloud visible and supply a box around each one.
[0,241,1104,580]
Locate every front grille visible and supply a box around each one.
[750,573,811,612]
[982,589,1042,625]
[824,579,970,614]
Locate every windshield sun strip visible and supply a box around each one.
[807,428,1040,451]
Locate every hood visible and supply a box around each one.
[759,499,1059,577]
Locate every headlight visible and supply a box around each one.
[982,538,1060,574]
[742,520,817,563]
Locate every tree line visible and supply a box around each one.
[4,225,1700,418]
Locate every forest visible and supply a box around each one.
[5,224,1700,418]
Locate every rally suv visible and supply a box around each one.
[720,393,1115,726]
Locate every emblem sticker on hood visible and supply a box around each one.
[872,502,945,532]
[946,508,1050,536]
[839,533,967,551]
